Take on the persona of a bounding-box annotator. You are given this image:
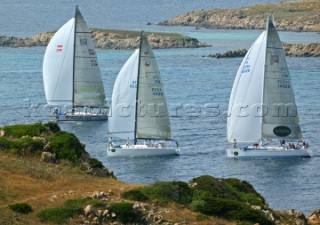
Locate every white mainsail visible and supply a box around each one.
[136,33,171,140]
[108,32,171,141]
[227,16,302,143]
[43,7,106,107]
[73,7,106,107]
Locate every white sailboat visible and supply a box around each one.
[107,31,181,157]
[227,16,313,158]
[43,6,108,121]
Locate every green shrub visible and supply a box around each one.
[109,202,139,224]
[44,122,61,133]
[37,207,83,224]
[227,207,274,225]
[142,181,193,205]
[3,123,47,137]
[191,175,238,199]
[9,202,33,214]
[64,198,106,208]
[49,131,86,162]
[121,189,149,202]
[0,136,43,155]
[87,158,104,169]
[0,137,11,150]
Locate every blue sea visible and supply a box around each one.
[1,0,320,214]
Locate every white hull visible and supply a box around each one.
[53,113,108,121]
[227,147,313,158]
[107,145,181,157]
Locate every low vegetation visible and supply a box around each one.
[0,123,314,224]
[8,203,33,214]
[122,176,274,225]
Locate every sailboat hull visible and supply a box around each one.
[53,112,108,121]
[107,145,181,157]
[227,147,313,158]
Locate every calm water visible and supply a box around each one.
[1,0,320,214]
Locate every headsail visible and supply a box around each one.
[43,18,75,105]
[108,50,139,140]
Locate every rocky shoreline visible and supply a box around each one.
[159,0,320,32]
[207,43,320,58]
[0,29,209,49]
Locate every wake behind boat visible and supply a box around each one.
[226,16,312,158]
[107,31,180,157]
[43,6,108,121]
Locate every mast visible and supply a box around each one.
[72,6,78,109]
[134,31,143,144]
[260,15,272,142]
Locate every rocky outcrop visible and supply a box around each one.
[283,43,320,57]
[207,48,247,58]
[0,30,209,49]
[159,0,320,32]
[207,43,320,58]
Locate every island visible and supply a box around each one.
[0,29,209,49]
[158,0,320,32]
[0,123,320,224]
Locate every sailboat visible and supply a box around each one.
[43,6,108,121]
[107,31,181,157]
[226,16,313,158]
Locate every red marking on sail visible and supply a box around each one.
[57,44,63,52]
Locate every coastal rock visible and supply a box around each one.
[307,209,320,224]
[87,167,115,178]
[207,43,320,58]
[84,205,95,217]
[40,151,56,163]
[207,48,247,58]
[0,30,209,49]
[159,0,320,32]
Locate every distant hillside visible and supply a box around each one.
[159,0,320,32]
[0,29,209,49]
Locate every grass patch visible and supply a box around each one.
[91,28,190,40]
[3,123,48,137]
[37,207,83,224]
[64,197,107,208]
[8,203,33,214]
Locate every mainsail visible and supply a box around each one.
[43,7,106,107]
[227,16,302,143]
[73,7,106,107]
[135,33,171,140]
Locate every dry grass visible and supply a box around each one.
[0,151,234,224]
